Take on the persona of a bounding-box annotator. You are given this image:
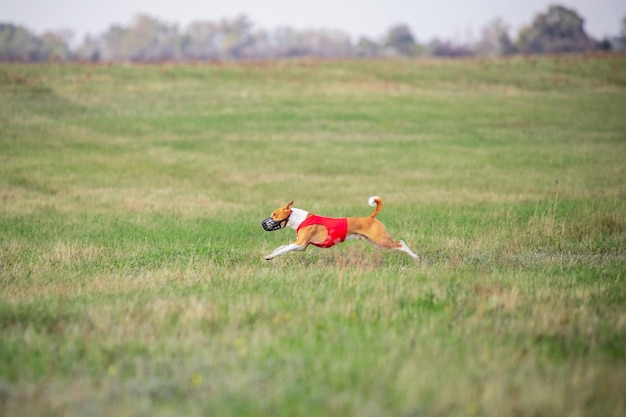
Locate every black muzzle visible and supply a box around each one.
[261,216,289,231]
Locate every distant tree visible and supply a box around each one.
[613,15,626,51]
[355,36,381,57]
[97,14,181,62]
[251,25,352,58]
[384,24,418,56]
[243,28,273,59]
[516,5,595,53]
[41,29,73,61]
[0,24,73,61]
[475,18,516,56]
[74,34,101,62]
[595,38,612,51]
[0,23,44,61]
[216,15,254,59]
[427,38,474,57]
[182,21,220,60]
[99,24,126,61]
[300,29,352,58]
[265,26,302,57]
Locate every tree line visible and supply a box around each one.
[1,5,624,62]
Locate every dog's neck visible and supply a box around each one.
[286,208,309,230]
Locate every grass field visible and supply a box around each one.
[1,55,625,417]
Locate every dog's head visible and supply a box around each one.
[261,201,293,231]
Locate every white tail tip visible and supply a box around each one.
[368,196,380,207]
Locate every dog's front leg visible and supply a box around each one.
[264,243,306,260]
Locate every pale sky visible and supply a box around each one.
[1,0,624,43]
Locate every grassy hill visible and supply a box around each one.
[1,55,625,417]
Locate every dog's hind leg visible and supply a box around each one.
[396,240,421,261]
[364,233,421,261]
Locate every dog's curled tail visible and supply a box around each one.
[368,196,383,218]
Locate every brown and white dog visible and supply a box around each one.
[261,196,420,261]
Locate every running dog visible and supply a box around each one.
[261,196,420,261]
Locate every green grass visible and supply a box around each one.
[1,55,625,417]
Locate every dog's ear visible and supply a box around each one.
[287,201,294,209]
